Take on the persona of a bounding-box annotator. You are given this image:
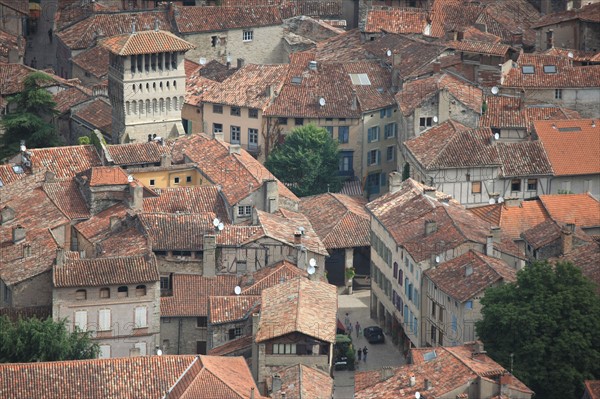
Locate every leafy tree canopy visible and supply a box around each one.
[0,72,62,160]
[0,316,98,363]
[476,261,600,399]
[265,124,342,197]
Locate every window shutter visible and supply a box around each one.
[135,307,147,328]
[134,342,147,356]
[377,150,381,165]
[75,310,87,332]
[99,345,111,359]
[99,309,111,331]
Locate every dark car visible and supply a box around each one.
[363,326,385,343]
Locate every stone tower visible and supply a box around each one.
[102,27,195,143]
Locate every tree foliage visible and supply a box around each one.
[476,261,600,399]
[0,316,98,363]
[0,72,62,160]
[265,124,342,197]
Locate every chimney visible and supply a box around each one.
[425,220,437,236]
[128,184,144,211]
[56,247,65,267]
[512,32,523,45]
[423,187,436,199]
[486,234,494,257]
[388,171,402,194]
[109,216,120,230]
[351,89,358,110]
[229,144,241,155]
[23,244,31,258]
[272,374,282,392]
[45,171,56,182]
[251,207,259,225]
[251,312,260,381]
[500,373,512,394]
[12,225,26,243]
[561,226,573,255]
[308,60,318,71]
[0,206,15,225]
[202,235,217,277]
[409,375,416,387]
[490,226,501,244]
[237,58,245,69]
[160,153,172,167]
[92,84,108,98]
[424,378,432,390]
[263,179,279,213]
[504,197,521,208]
[379,366,394,382]
[250,388,255,399]
[432,61,441,73]
[213,130,224,141]
[294,231,302,245]
[392,52,401,66]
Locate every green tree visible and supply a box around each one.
[0,316,98,363]
[0,72,62,160]
[265,124,342,197]
[476,261,600,399]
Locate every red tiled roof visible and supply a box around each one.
[425,250,516,302]
[539,193,600,227]
[138,213,214,251]
[102,30,195,56]
[364,8,427,34]
[300,192,370,249]
[0,0,28,15]
[496,140,554,177]
[28,145,102,180]
[0,164,28,186]
[53,254,159,287]
[584,380,600,399]
[74,203,128,240]
[240,260,308,296]
[258,209,328,255]
[532,2,600,28]
[208,335,253,356]
[173,5,282,33]
[53,87,91,114]
[0,63,37,97]
[427,0,483,38]
[97,225,150,258]
[343,61,396,111]
[208,295,260,324]
[216,225,265,246]
[521,218,592,249]
[0,29,25,62]
[445,40,510,56]
[71,46,110,79]
[502,53,600,88]
[269,364,334,399]
[72,98,112,133]
[43,180,90,219]
[551,242,600,292]
[469,201,550,241]
[106,140,173,166]
[171,134,298,205]
[81,166,130,187]
[161,274,239,317]
[144,186,229,222]
[256,278,337,343]
[542,47,599,63]
[534,119,600,176]
[475,0,540,47]
[314,30,371,63]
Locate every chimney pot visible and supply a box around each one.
[432,61,441,73]
[561,225,573,254]
[388,171,402,194]
[294,232,302,245]
[486,234,494,257]
[409,375,416,387]
[229,144,241,155]
[12,225,26,243]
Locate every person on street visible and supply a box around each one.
[357,347,362,361]
[347,322,353,337]
[355,321,361,338]
[344,313,350,329]
[363,346,368,362]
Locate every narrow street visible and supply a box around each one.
[25,0,58,71]
[334,288,406,398]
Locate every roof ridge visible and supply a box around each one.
[425,121,462,169]
[204,358,246,399]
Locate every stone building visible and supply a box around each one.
[102,29,195,143]
[532,3,600,51]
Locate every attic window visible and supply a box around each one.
[558,126,582,132]
[291,76,302,85]
[423,350,437,362]
[521,65,535,74]
[543,65,557,73]
[349,73,371,85]
[12,165,24,174]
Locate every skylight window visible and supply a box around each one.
[543,65,557,73]
[291,76,302,85]
[423,350,437,362]
[558,127,582,132]
[349,73,371,85]
[522,65,535,74]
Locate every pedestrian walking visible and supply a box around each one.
[347,322,353,337]
[344,313,350,328]
[363,346,368,362]
[357,348,362,361]
[355,321,361,338]
[48,29,53,43]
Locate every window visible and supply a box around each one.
[273,343,296,354]
[522,65,535,74]
[471,181,482,194]
[555,89,562,99]
[419,117,433,128]
[99,309,111,331]
[465,301,473,310]
[213,123,223,134]
[99,288,110,299]
[366,172,381,194]
[511,179,521,192]
[368,126,380,142]
[248,108,259,118]
[228,327,243,340]
[213,104,223,114]
[386,146,395,162]
[99,344,111,359]
[243,30,253,42]
[431,301,436,317]
[339,151,354,175]
[393,262,398,278]
[294,118,304,126]
[368,149,380,166]
[115,286,128,298]
[134,307,147,328]
[238,205,252,216]
[197,316,207,328]
[527,178,538,191]
[543,65,557,73]
[75,310,87,332]
[149,179,155,186]
[385,123,397,138]
[75,289,87,300]
[230,126,241,143]
[277,117,288,125]
[248,128,258,147]
[338,126,349,143]
[430,325,436,343]
[134,342,147,356]
[136,285,147,296]
[230,107,241,117]
[211,35,218,47]
[174,177,180,185]
[380,107,392,118]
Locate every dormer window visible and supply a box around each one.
[521,65,535,74]
[543,65,557,73]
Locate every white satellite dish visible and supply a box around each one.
[156,349,163,356]
[435,255,440,263]
[489,198,496,204]
[386,49,392,57]
[498,197,505,203]
[307,265,316,275]
[433,116,439,123]
[127,175,134,183]
[415,393,421,399]
[309,258,317,267]
[494,132,500,140]
[491,86,499,95]
[213,218,220,227]
[568,51,574,59]
[319,97,326,107]
[217,222,224,231]
[234,286,242,295]
[199,57,206,65]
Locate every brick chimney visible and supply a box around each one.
[294,231,302,245]
[504,197,522,208]
[432,61,441,73]
[379,366,394,381]
[561,226,573,255]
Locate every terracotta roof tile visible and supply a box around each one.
[257,209,328,255]
[502,53,600,88]
[425,250,516,302]
[534,119,600,176]
[240,260,308,296]
[217,225,265,246]
[427,0,483,38]
[475,0,540,47]
[469,201,550,241]
[72,98,112,133]
[0,30,25,62]
[102,30,195,56]
[521,218,592,249]
[532,2,600,28]
[542,47,599,62]
[539,193,600,227]
[80,166,130,187]
[43,180,90,219]
[139,213,214,251]
[53,87,91,114]
[174,5,282,33]
[106,140,173,166]
[584,380,600,399]
[0,0,28,15]
[314,30,371,63]
[0,63,37,97]
[343,61,396,111]
[269,364,334,399]
[27,145,102,180]
[97,225,150,258]
[364,8,427,34]
[144,186,229,222]
[256,278,337,343]
[496,141,554,177]
[198,60,238,82]
[71,46,110,79]
[0,164,28,186]
[462,26,503,43]
[74,203,129,240]
[208,335,253,356]
[551,242,600,292]
[53,254,159,287]
[300,192,370,249]
[445,40,510,56]
[161,274,239,317]
[208,295,260,324]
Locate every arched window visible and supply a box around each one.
[159,98,164,113]
[132,85,136,93]
[173,96,178,110]
[146,83,150,91]
[153,82,156,92]
[100,287,110,299]
[166,97,171,111]
[126,101,130,115]
[179,96,184,108]
[139,101,144,114]
[146,100,151,114]
[166,81,170,90]
[139,83,143,92]
[159,82,163,91]
[153,99,158,114]
[136,285,147,296]
[75,289,87,300]
[173,80,177,89]
[132,100,137,114]
[117,286,128,298]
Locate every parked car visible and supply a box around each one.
[363,326,385,343]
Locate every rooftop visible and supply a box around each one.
[539,193,600,227]
[240,260,308,296]
[71,46,110,78]
[208,295,260,325]
[173,5,282,34]
[105,140,173,166]
[364,8,427,35]
[53,87,91,114]
[24,145,103,180]
[531,2,600,28]
[143,186,229,222]
[72,98,112,134]
[101,30,195,56]
[268,364,334,399]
